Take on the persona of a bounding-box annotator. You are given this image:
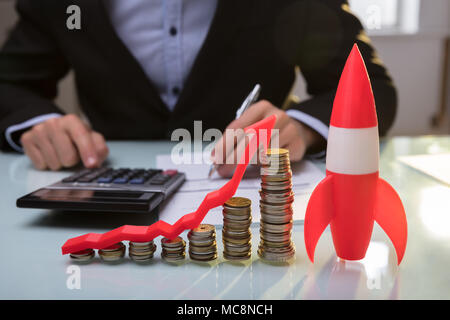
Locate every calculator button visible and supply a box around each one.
[163,170,178,177]
[113,177,129,184]
[150,174,171,185]
[77,168,110,183]
[97,177,113,183]
[129,178,145,184]
[77,176,96,183]
[62,169,91,183]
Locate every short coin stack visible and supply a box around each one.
[129,240,157,262]
[258,148,296,262]
[98,242,126,262]
[70,248,95,262]
[161,236,186,262]
[222,197,252,261]
[188,224,218,262]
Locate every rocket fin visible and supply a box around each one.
[374,178,408,264]
[304,175,334,262]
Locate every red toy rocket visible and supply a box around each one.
[304,44,407,264]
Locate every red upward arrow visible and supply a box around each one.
[62,115,276,254]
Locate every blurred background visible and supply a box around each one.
[0,0,449,136]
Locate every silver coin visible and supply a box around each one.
[70,249,95,262]
[223,252,251,261]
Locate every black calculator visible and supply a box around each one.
[16,167,185,213]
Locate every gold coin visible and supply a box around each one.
[223,252,251,261]
[70,249,95,262]
[161,236,185,247]
[223,212,253,222]
[162,253,186,262]
[188,239,216,247]
[223,216,252,225]
[266,148,289,156]
[224,197,251,208]
[259,239,292,248]
[222,235,252,245]
[222,228,251,236]
[129,241,154,247]
[257,249,295,262]
[260,230,291,242]
[191,224,215,234]
[189,252,217,261]
[222,207,251,215]
[98,246,125,261]
[223,243,252,253]
[99,242,125,252]
[267,148,289,155]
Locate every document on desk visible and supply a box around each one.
[398,153,450,186]
[156,153,325,227]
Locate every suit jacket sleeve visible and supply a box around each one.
[0,0,69,151]
[286,0,397,145]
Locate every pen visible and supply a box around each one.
[208,84,261,178]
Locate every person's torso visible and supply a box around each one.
[46,0,304,139]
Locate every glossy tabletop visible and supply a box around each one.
[0,136,449,299]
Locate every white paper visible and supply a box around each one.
[398,153,450,186]
[157,153,325,226]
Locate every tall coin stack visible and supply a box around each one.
[98,242,126,262]
[188,224,218,262]
[161,236,186,262]
[222,197,252,261]
[129,240,157,262]
[258,148,296,262]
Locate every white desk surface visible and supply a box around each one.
[1,136,449,299]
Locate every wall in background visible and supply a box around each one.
[372,34,448,136]
[0,0,449,136]
[0,0,79,115]
[294,0,450,136]
[294,33,449,136]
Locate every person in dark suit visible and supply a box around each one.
[0,0,397,175]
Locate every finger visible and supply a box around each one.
[23,141,46,170]
[217,131,251,177]
[62,116,98,168]
[47,124,80,168]
[228,100,270,130]
[213,101,275,166]
[272,110,291,132]
[31,125,62,170]
[212,126,244,166]
[217,163,236,178]
[91,131,109,164]
[284,135,307,162]
[277,121,298,148]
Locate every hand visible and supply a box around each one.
[212,100,321,177]
[20,114,109,170]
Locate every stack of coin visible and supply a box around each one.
[129,240,157,262]
[98,242,126,262]
[188,224,218,262]
[70,248,95,262]
[258,148,296,262]
[161,236,186,262]
[222,197,252,261]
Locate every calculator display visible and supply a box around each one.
[32,189,146,200]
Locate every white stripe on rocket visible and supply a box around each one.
[326,125,379,175]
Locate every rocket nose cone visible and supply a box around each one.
[330,44,378,128]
